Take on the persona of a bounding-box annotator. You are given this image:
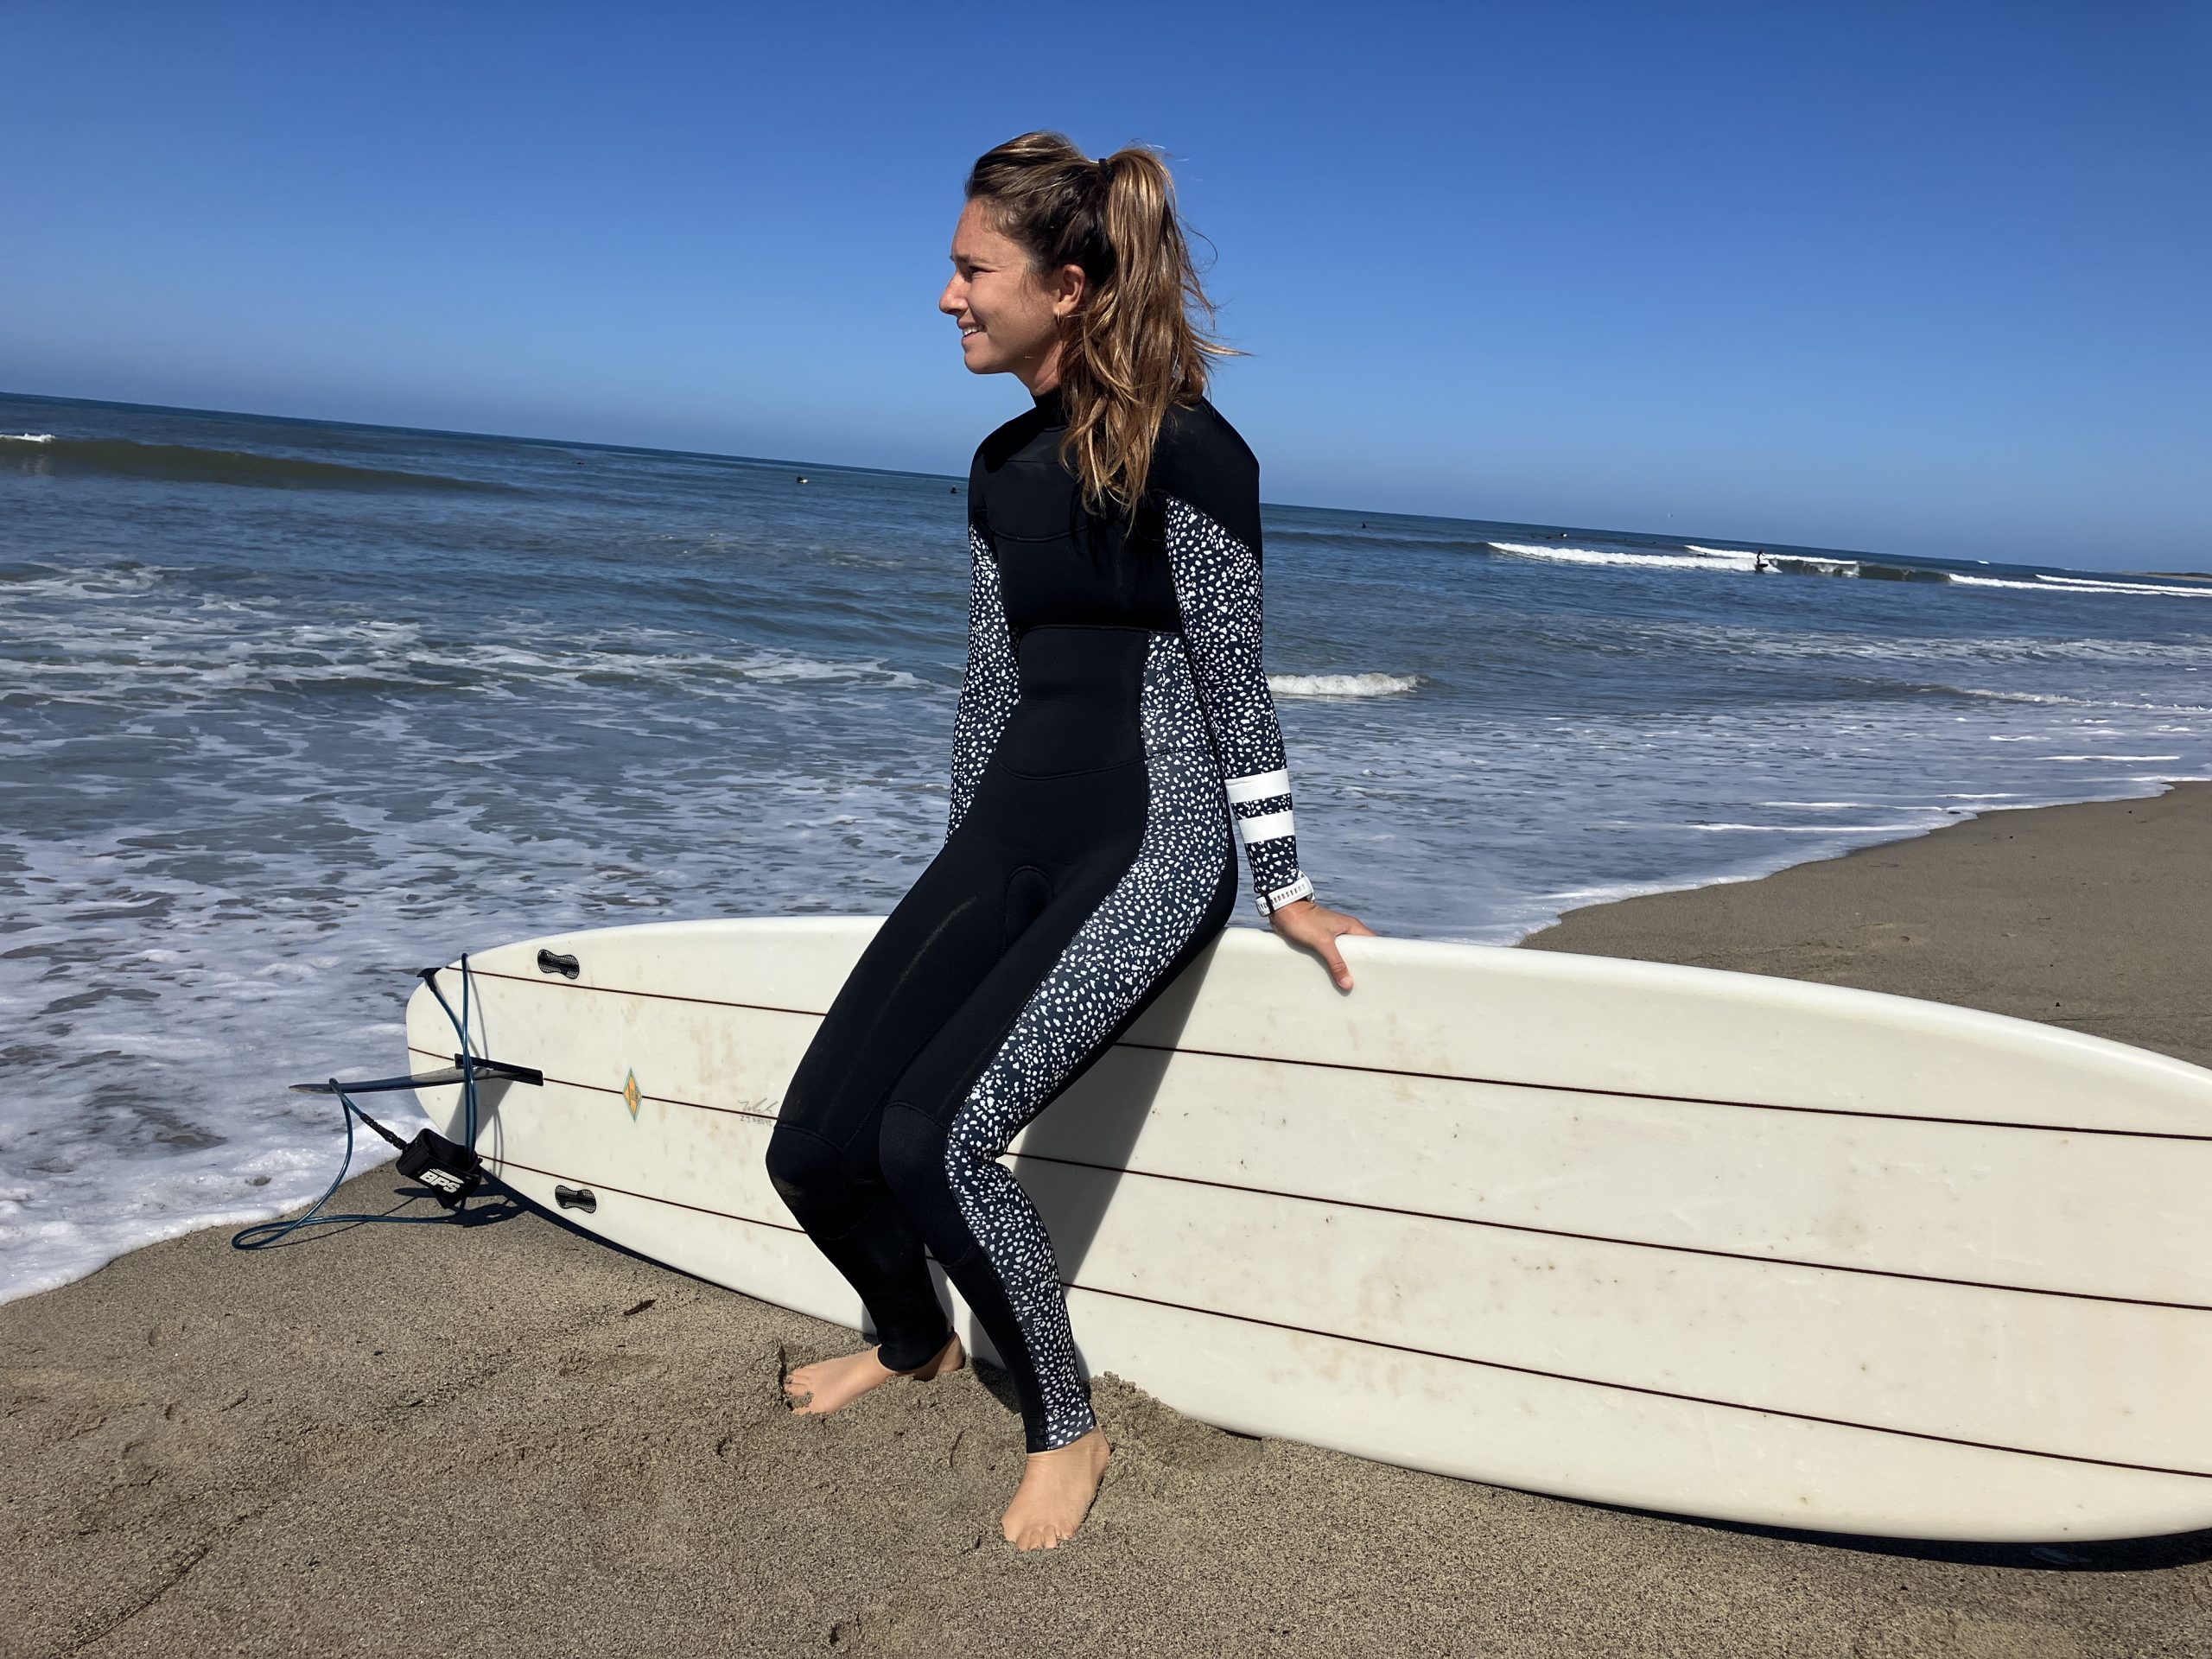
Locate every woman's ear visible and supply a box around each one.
[1052,263,1088,319]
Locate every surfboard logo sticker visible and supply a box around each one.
[622,1069,641,1120]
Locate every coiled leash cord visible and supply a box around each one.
[232,956,539,1251]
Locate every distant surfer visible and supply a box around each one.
[763,132,1372,1550]
[1753,552,1768,573]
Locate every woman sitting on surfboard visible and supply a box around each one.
[763,131,1371,1551]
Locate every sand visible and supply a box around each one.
[6,785,2211,1657]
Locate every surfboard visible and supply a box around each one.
[403,918,2212,1542]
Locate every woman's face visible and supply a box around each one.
[939,198,1084,392]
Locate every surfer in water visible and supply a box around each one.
[763,132,1371,1549]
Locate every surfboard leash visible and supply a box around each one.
[232,955,542,1252]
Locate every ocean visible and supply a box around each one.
[3,391,2208,1303]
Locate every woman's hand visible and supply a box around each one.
[1268,899,1376,991]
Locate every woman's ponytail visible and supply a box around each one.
[963,131,1235,515]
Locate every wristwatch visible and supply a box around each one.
[1255,874,1315,918]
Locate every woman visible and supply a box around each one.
[764,131,1373,1551]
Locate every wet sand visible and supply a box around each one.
[6,785,2210,1657]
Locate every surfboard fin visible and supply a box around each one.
[286,1057,543,1096]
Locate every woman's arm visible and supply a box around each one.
[1160,498,1309,911]
[947,524,1019,840]
[1161,492,1375,988]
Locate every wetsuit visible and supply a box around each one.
[765,388,1308,1453]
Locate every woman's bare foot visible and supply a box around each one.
[1001,1427,1111,1550]
[783,1333,963,1417]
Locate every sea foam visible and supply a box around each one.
[1490,541,1744,570]
[1268,672,1420,698]
[1952,573,2212,599]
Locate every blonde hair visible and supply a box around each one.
[964,130,1237,515]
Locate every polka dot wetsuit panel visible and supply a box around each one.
[765,390,1308,1452]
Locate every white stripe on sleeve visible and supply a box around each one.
[1236,809,1296,846]
[1224,768,1291,806]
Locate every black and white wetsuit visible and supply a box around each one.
[766,387,1308,1453]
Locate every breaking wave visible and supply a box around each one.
[1268,672,1421,698]
[3,435,515,493]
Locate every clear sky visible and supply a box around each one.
[5,2,2205,568]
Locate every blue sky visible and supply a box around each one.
[5,3,2205,567]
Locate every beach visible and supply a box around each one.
[7,784,2209,1659]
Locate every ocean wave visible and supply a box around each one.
[1857,564,1953,583]
[1951,573,2212,599]
[1491,541,1745,571]
[0,577,927,706]
[1267,672,1420,698]
[1948,575,2078,593]
[1690,543,1865,577]
[1492,541,1862,578]
[2,435,516,493]
[4,432,56,444]
[0,641,925,705]
[2034,574,2212,599]
[1694,821,1944,833]
[1717,626,2212,669]
[1941,686,2212,713]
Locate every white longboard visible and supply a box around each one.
[404,918,2212,1542]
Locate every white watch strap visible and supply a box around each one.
[1255,874,1315,917]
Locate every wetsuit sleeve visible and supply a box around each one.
[1161,493,1311,913]
[948,497,1018,840]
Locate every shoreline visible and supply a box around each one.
[1491,770,2211,957]
[1521,778,2211,1070]
[6,785,2211,1656]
